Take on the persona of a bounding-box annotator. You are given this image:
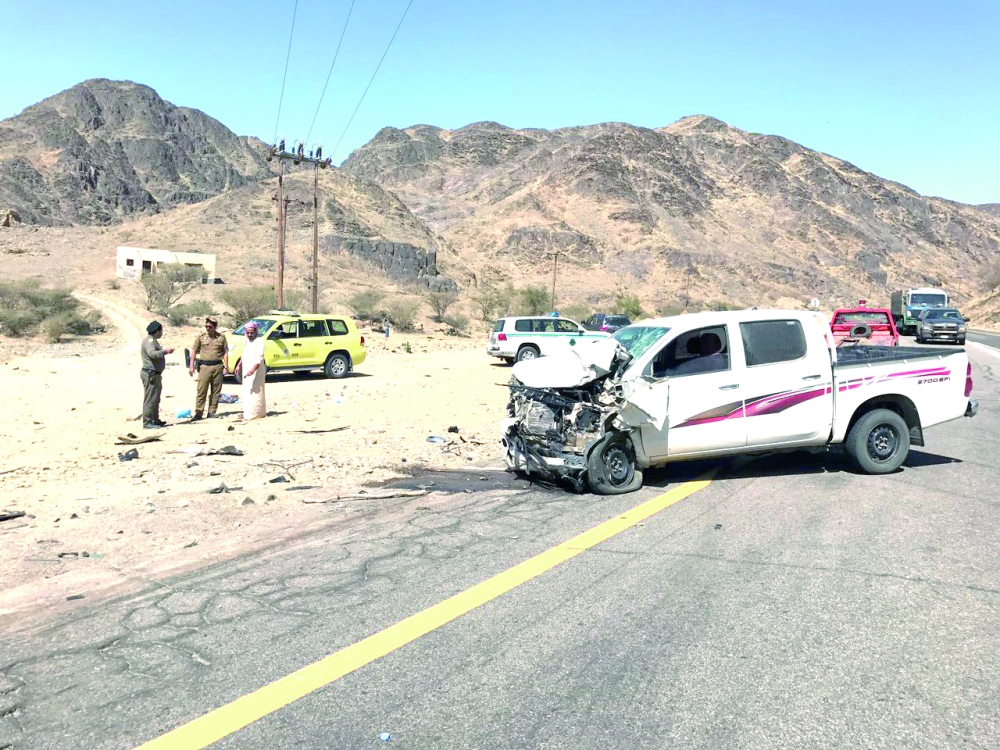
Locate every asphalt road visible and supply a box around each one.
[2,342,999,750]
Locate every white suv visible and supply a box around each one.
[487,316,610,363]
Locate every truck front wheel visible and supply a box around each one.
[586,433,643,495]
[846,408,910,474]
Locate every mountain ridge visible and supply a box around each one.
[0,79,272,225]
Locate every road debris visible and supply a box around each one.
[0,510,27,523]
[303,488,428,504]
[256,458,312,480]
[205,482,243,495]
[115,433,163,445]
[118,448,139,462]
[239,497,255,506]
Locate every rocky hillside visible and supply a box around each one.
[0,79,272,225]
[0,165,459,295]
[343,118,1000,310]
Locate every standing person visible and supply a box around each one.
[140,321,174,429]
[241,321,267,420]
[189,316,228,420]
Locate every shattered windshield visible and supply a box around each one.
[613,326,670,359]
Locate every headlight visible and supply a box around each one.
[958,325,967,332]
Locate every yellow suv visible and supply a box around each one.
[225,312,366,382]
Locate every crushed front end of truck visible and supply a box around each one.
[500,339,645,494]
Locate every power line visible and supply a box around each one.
[273,0,300,144]
[331,0,416,160]
[305,0,357,146]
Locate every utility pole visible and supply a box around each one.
[312,163,319,313]
[550,250,559,311]
[276,159,285,308]
[266,140,332,312]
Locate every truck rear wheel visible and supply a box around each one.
[845,408,910,474]
[586,433,643,495]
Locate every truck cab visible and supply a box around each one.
[891,288,949,335]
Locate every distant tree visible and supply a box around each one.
[984,259,1000,292]
[614,292,644,319]
[141,263,204,312]
[518,285,550,315]
[217,286,303,326]
[346,290,385,322]
[384,298,422,332]
[472,282,515,322]
[425,291,459,322]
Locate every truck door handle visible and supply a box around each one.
[719,384,739,391]
[802,374,821,380]
[293,343,301,347]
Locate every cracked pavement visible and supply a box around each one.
[2,336,999,749]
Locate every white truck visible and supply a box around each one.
[502,309,978,494]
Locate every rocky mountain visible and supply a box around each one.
[343,117,1000,309]
[0,79,272,225]
[977,204,1000,218]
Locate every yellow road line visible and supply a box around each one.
[137,478,712,749]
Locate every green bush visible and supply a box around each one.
[384,298,422,332]
[346,290,385,322]
[656,302,686,317]
[614,292,644,319]
[141,263,205,311]
[41,314,71,343]
[0,280,83,338]
[107,279,121,291]
[425,291,459,321]
[0,308,38,337]
[217,287,303,326]
[518,285,551,316]
[561,302,591,323]
[164,300,215,327]
[442,313,469,335]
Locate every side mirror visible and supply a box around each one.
[964,317,971,322]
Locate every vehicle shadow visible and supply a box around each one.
[643,447,963,487]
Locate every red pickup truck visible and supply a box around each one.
[830,305,900,347]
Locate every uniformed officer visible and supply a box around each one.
[141,321,174,428]
[189,316,229,420]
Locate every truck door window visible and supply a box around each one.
[514,320,533,333]
[740,320,806,366]
[648,326,729,378]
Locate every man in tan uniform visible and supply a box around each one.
[141,321,174,428]
[189,316,229,420]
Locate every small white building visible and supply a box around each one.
[116,246,218,282]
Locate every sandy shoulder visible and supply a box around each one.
[0,297,512,630]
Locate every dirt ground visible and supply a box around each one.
[0,292,512,629]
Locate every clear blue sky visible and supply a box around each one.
[1,0,997,204]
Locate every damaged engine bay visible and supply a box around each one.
[501,340,644,495]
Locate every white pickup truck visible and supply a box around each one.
[502,309,978,494]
